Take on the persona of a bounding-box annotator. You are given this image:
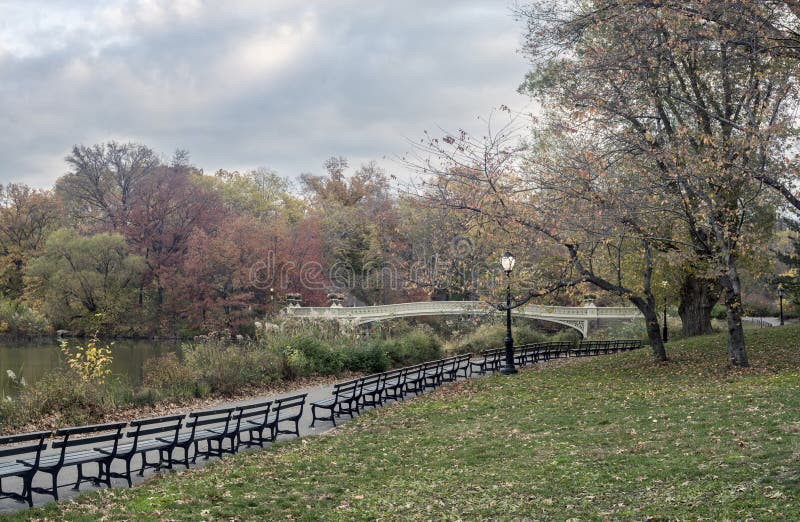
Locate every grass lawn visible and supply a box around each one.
[7,325,800,521]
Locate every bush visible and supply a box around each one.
[448,323,550,354]
[0,369,124,430]
[711,303,727,320]
[343,342,390,374]
[289,336,345,376]
[182,339,283,396]
[0,297,50,338]
[383,328,443,365]
[142,353,201,401]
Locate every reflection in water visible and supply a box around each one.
[0,339,182,397]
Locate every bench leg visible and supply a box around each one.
[73,464,83,491]
[24,475,34,507]
[122,458,132,487]
[51,472,59,501]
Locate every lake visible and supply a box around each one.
[0,338,182,397]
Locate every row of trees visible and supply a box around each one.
[2,143,505,337]
[409,0,800,366]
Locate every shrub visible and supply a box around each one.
[383,328,443,365]
[182,339,283,396]
[711,303,727,320]
[0,297,50,337]
[343,342,390,374]
[142,353,200,400]
[60,335,113,385]
[448,323,550,354]
[290,336,345,376]
[0,369,124,430]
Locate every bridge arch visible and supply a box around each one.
[281,301,643,338]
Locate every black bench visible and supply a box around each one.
[359,373,385,409]
[184,407,236,463]
[235,400,273,449]
[97,413,185,486]
[269,393,307,438]
[0,431,50,507]
[442,354,471,382]
[469,348,502,375]
[310,381,360,427]
[422,360,445,390]
[381,368,406,402]
[403,364,427,395]
[21,422,127,500]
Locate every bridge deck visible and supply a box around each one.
[281,301,643,337]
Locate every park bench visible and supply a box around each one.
[514,344,540,366]
[381,368,406,402]
[234,400,273,449]
[0,431,50,507]
[624,339,643,350]
[269,393,307,438]
[185,407,236,462]
[21,422,126,500]
[96,413,184,486]
[422,360,444,390]
[539,341,574,361]
[403,363,427,395]
[469,348,502,375]
[359,373,385,408]
[310,380,360,427]
[442,353,471,382]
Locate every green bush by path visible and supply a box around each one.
[12,324,800,521]
[447,322,576,354]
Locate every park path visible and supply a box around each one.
[0,379,356,514]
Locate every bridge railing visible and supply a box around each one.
[283,301,642,320]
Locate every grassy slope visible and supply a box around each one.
[8,325,800,521]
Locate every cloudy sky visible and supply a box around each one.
[0,1,532,188]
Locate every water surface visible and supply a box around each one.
[0,338,182,397]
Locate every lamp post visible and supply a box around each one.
[778,286,784,326]
[661,281,668,343]
[500,252,517,375]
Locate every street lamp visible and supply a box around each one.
[661,281,668,343]
[500,252,517,375]
[778,285,784,326]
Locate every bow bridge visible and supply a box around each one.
[281,301,642,337]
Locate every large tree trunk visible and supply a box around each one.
[678,273,719,337]
[719,270,749,367]
[631,295,667,362]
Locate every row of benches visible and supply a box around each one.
[1,338,642,508]
[0,393,307,507]
[310,354,472,427]
[470,339,643,375]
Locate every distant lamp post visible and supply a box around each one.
[500,252,517,375]
[661,280,669,343]
[778,285,784,326]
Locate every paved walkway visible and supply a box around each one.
[0,379,362,514]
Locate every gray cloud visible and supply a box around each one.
[0,0,531,187]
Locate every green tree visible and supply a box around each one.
[27,229,144,334]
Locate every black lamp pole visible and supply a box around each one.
[779,286,784,326]
[662,295,668,343]
[500,252,517,375]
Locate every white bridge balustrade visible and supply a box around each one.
[281,301,643,337]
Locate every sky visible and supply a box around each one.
[0,0,532,188]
